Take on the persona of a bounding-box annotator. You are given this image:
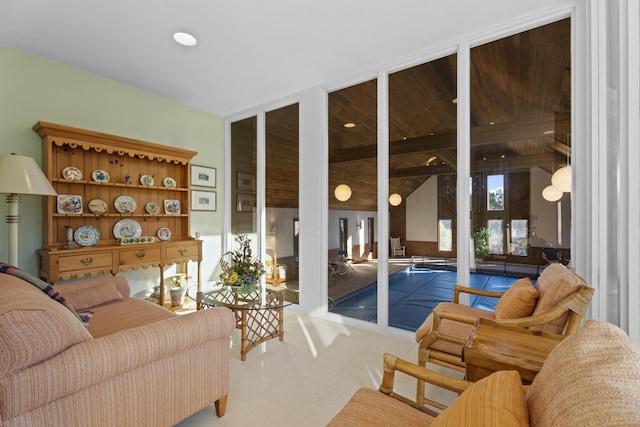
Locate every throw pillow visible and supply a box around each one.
[494,277,538,319]
[431,370,529,427]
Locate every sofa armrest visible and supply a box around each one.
[0,307,235,419]
[452,284,504,303]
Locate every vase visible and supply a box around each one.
[170,287,186,307]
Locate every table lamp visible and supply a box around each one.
[0,153,57,267]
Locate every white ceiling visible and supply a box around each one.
[0,0,573,117]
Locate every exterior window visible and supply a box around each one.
[488,219,504,254]
[510,219,529,256]
[439,220,453,251]
[487,175,504,211]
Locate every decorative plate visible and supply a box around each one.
[88,198,108,214]
[61,166,82,181]
[114,195,136,214]
[57,195,83,214]
[164,199,181,214]
[157,227,172,241]
[91,169,110,183]
[145,201,160,214]
[113,219,142,239]
[74,225,100,247]
[163,177,177,189]
[140,175,154,186]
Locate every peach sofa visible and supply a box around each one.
[0,272,235,427]
[329,320,640,426]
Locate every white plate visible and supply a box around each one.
[91,169,110,182]
[114,195,136,214]
[145,201,160,214]
[157,227,172,241]
[140,175,154,186]
[61,166,82,181]
[57,195,83,214]
[74,225,100,246]
[164,199,181,214]
[163,177,177,189]
[113,219,142,238]
[88,198,108,214]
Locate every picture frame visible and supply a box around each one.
[191,190,216,211]
[236,172,255,191]
[236,193,255,212]
[191,164,216,188]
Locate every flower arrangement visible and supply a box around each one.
[219,234,265,293]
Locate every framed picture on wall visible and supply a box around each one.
[236,172,255,191]
[191,165,216,188]
[236,193,255,212]
[191,190,216,211]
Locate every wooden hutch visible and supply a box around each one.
[34,121,202,305]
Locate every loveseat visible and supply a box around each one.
[329,319,640,426]
[0,268,235,427]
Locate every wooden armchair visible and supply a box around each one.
[415,263,594,406]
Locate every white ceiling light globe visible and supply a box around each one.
[542,185,563,202]
[334,184,352,202]
[551,166,571,193]
[389,193,402,206]
[173,32,197,47]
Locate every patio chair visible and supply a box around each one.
[390,236,406,257]
[414,263,594,407]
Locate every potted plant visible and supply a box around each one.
[472,227,491,260]
[219,234,265,294]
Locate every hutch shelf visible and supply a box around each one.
[34,121,202,306]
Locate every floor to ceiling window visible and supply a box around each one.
[327,79,377,318]
[470,18,571,277]
[265,104,299,300]
[230,116,258,255]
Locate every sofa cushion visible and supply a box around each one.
[0,275,92,377]
[0,262,81,321]
[327,387,435,426]
[60,279,124,311]
[87,297,176,338]
[494,278,538,319]
[432,370,528,426]
[529,263,584,334]
[526,320,640,426]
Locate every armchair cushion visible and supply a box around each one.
[526,320,640,426]
[431,370,529,427]
[415,303,495,356]
[529,264,584,334]
[328,387,433,426]
[494,278,538,320]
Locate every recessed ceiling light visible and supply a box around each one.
[344,123,356,128]
[543,130,555,135]
[173,32,197,47]
[452,98,458,104]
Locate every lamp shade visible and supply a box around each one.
[389,193,402,206]
[551,166,571,193]
[542,185,563,202]
[334,184,352,202]
[0,153,57,196]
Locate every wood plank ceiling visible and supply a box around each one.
[260,18,571,211]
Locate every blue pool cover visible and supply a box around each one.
[331,268,528,332]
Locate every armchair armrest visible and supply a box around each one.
[379,353,472,416]
[452,284,505,303]
[1,307,235,419]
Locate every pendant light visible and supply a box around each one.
[542,185,563,202]
[551,166,571,193]
[389,193,402,206]
[334,184,352,202]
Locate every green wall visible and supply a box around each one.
[0,44,224,277]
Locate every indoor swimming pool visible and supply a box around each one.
[331,267,533,332]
